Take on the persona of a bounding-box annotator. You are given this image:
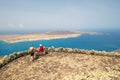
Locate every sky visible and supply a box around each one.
[0,0,120,33]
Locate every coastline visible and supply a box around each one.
[0,31,102,43]
[0,33,81,43]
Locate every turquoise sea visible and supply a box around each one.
[0,30,120,56]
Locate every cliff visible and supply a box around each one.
[0,47,120,80]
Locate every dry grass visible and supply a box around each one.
[0,52,120,80]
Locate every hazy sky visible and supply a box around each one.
[0,0,120,33]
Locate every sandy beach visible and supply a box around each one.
[0,31,102,43]
[0,33,81,43]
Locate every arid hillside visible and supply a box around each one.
[0,49,120,80]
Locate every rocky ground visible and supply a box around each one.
[0,52,120,80]
[0,57,3,60]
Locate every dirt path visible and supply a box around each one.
[0,52,120,80]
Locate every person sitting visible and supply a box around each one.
[34,44,44,59]
[28,45,35,61]
[37,44,44,53]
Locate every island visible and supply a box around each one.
[0,30,101,43]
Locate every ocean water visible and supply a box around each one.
[0,30,120,56]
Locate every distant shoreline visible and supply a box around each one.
[0,31,102,43]
[0,33,81,43]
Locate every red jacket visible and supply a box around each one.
[38,46,44,53]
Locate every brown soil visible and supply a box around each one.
[0,52,120,80]
[0,57,3,60]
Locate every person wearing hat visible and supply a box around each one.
[34,44,44,60]
[38,44,44,53]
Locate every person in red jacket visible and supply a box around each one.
[38,44,44,53]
